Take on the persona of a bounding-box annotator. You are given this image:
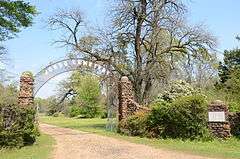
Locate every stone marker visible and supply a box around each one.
[208,100,231,139]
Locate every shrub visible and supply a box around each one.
[68,104,101,118]
[0,104,39,148]
[146,101,171,138]
[118,111,149,136]
[147,95,211,140]
[100,111,108,119]
[68,106,82,117]
[229,101,240,112]
[78,104,101,118]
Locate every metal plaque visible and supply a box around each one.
[208,111,226,122]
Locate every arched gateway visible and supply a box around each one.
[33,58,109,96]
[18,58,145,123]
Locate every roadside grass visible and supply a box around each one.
[40,116,240,159]
[0,133,55,159]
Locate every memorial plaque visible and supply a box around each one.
[208,111,226,122]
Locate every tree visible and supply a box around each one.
[225,68,240,95]
[216,43,240,111]
[35,97,50,113]
[48,1,216,104]
[0,0,37,41]
[218,48,240,84]
[0,0,37,80]
[0,83,18,105]
[217,46,240,94]
[57,71,104,118]
[178,50,218,88]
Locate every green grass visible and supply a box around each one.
[40,116,240,159]
[0,133,55,159]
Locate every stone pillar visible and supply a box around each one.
[208,100,231,139]
[229,112,240,136]
[118,76,134,121]
[18,72,34,107]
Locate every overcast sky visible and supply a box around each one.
[3,0,240,98]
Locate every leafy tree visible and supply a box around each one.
[70,72,102,118]
[225,68,240,95]
[0,83,18,105]
[218,48,240,85]
[57,72,104,118]
[216,41,240,111]
[71,73,100,106]
[0,0,37,80]
[0,0,37,41]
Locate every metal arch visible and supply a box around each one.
[33,58,109,96]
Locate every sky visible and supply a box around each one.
[3,0,240,98]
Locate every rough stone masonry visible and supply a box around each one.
[118,76,150,121]
[208,100,231,139]
[18,72,34,106]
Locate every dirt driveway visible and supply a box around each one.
[40,123,215,159]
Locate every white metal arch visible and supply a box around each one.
[33,58,109,96]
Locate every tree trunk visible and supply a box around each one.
[133,0,147,104]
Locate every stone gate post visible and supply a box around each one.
[18,72,34,107]
[118,76,134,121]
[208,100,231,139]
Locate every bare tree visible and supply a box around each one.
[0,44,10,82]
[48,0,217,104]
[177,51,218,88]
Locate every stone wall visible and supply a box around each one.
[18,73,34,107]
[208,100,231,139]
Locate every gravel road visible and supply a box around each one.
[40,123,215,159]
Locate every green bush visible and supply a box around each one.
[68,105,101,118]
[146,101,171,138]
[68,106,82,117]
[100,111,108,119]
[0,104,39,148]
[119,111,149,136]
[78,104,101,118]
[229,101,240,112]
[147,95,211,140]
[118,95,212,140]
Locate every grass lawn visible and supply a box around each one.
[0,133,55,159]
[40,116,240,159]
